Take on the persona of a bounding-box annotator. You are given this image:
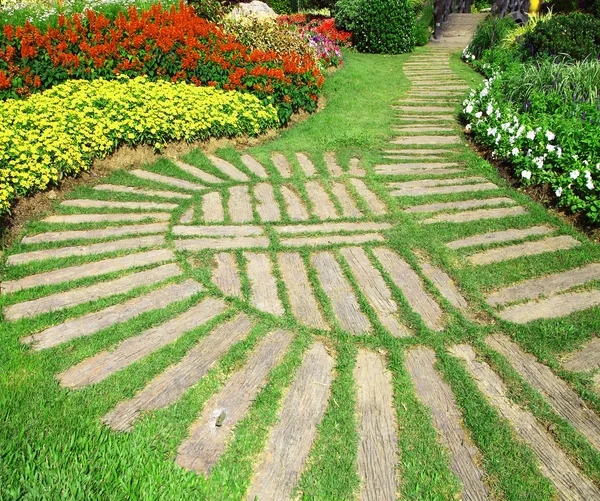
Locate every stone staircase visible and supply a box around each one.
[435,13,488,48]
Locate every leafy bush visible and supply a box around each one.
[519,13,600,61]
[413,0,433,46]
[461,62,600,222]
[334,0,361,32]
[188,0,229,21]
[266,0,292,14]
[0,3,324,124]
[0,76,278,214]
[467,15,516,59]
[352,0,416,54]
[223,16,314,58]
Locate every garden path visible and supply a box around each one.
[3,44,600,500]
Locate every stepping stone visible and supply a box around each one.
[486,262,600,307]
[180,208,194,224]
[173,225,263,237]
[383,157,458,164]
[212,253,242,298]
[324,151,343,176]
[7,235,165,266]
[4,263,181,322]
[254,183,281,222]
[21,223,168,244]
[176,329,294,474]
[486,334,600,450]
[450,344,600,501]
[228,186,253,223]
[563,337,600,373]
[393,127,455,133]
[406,197,514,214]
[278,252,328,330]
[395,106,455,113]
[372,248,444,331]
[406,347,488,500]
[305,181,338,220]
[104,313,254,431]
[173,161,222,184]
[392,136,461,145]
[247,343,334,501]
[383,148,455,155]
[94,184,192,200]
[391,183,498,197]
[375,162,461,175]
[498,289,600,324]
[240,154,268,178]
[423,206,528,225]
[341,247,410,337]
[447,225,555,250]
[296,153,317,176]
[468,235,581,266]
[21,279,202,351]
[271,152,292,178]
[206,155,249,182]
[389,176,490,190]
[130,170,205,192]
[393,115,456,122]
[312,252,371,334]
[175,236,269,251]
[419,259,469,311]
[349,158,366,177]
[59,298,228,388]
[275,222,391,235]
[42,213,171,224]
[281,234,385,248]
[1,248,175,294]
[331,183,363,218]
[61,199,177,211]
[355,350,399,501]
[202,192,224,222]
[349,179,387,215]
[244,252,284,316]
[280,186,309,221]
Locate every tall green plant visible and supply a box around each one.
[352,0,416,54]
[468,15,517,58]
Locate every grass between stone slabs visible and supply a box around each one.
[1,48,600,500]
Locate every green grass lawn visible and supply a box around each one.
[2,48,600,500]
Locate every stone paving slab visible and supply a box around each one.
[240,154,268,178]
[61,199,178,211]
[175,236,270,251]
[271,152,292,178]
[275,221,391,235]
[296,153,317,176]
[281,186,309,221]
[94,184,192,200]
[281,233,385,248]
[202,192,224,222]
[42,213,172,224]
[332,183,363,218]
[447,225,555,250]
[306,181,338,219]
[174,161,223,184]
[422,206,528,224]
[349,179,387,215]
[228,186,253,223]
[21,223,168,244]
[173,225,263,237]
[563,337,600,372]
[207,155,249,182]
[325,151,343,176]
[212,252,242,298]
[254,183,281,222]
[406,197,514,214]
[130,169,206,191]
[245,252,284,316]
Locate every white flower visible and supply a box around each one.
[475,111,482,119]
[511,147,519,156]
[546,144,555,152]
[501,122,511,131]
[480,88,489,97]
[521,170,532,180]
[556,147,562,158]
[465,105,474,114]
[533,156,544,169]
[570,170,580,180]
[495,133,502,145]
[495,110,502,120]
[526,130,535,140]
[516,125,524,137]
[487,127,497,136]
[471,54,475,60]
[527,149,532,156]
[555,187,563,197]
[587,180,595,190]
[486,103,494,115]
[585,170,592,180]
[545,130,555,141]
[465,124,472,131]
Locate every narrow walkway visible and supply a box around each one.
[2,28,600,500]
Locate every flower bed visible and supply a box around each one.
[0,76,278,214]
[461,70,600,223]
[0,2,323,123]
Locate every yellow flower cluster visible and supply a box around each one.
[0,76,279,214]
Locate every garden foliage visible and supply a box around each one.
[0,76,278,214]
[0,2,324,123]
[352,0,416,54]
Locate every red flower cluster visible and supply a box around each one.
[277,15,352,46]
[0,2,324,122]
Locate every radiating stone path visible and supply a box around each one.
[3,43,600,501]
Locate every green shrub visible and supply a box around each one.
[547,0,579,13]
[334,0,362,32]
[223,16,314,58]
[519,13,600,61]
[188,0,229,21]
[267,0,293,13]
[352,0,416,54]
[468,15,517,59]
[413,0,433,46]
